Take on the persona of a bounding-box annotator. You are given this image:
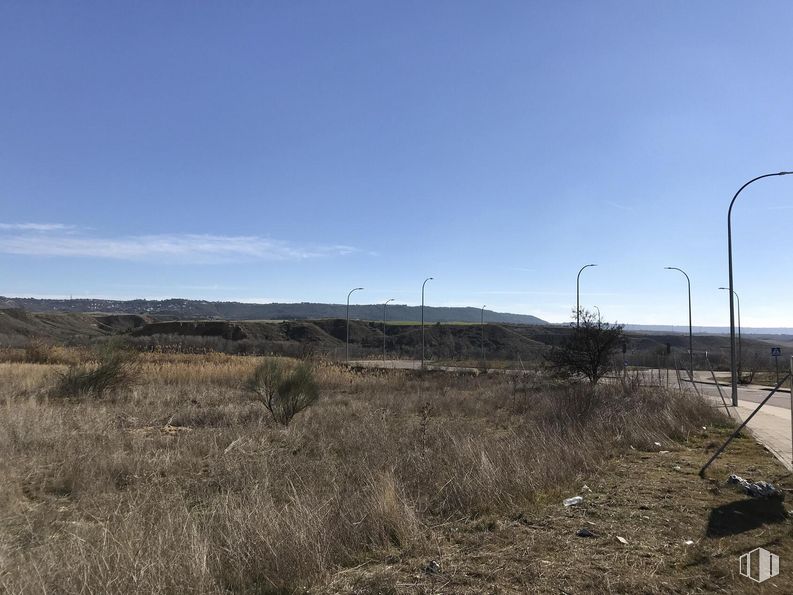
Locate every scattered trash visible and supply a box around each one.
[702,426,707,430]
[581,484,592,493]
[424,560,441,574]
[673,465,682,471]
[563,496,584,507]
[684,540,694,545]
[659,450,670,454]
[576,528,595,538]
[616,536,628,545]
[654,442,662,447]
[728,474,785,500]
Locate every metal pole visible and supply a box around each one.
[481,305,486,365]
[736,291,742,377]
[383,298,394,364]
[720,287,742,380]
[346,287,363,363]
[576,263,597,328]
[665,267,693,381]
[707,354,732,418]
[421,277,433,368]
[700,372,791,477]
[727,172,792,406]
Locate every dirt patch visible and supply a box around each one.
[324,429,793,593]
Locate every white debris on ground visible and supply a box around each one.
[727,474,784,499]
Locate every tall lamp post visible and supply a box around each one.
[382,298,394,363]
[421,277,433,368]
[346,287,363,363]
[719,287,742,378]
[665,267,693,380]
[480,305,487,364]
[727,171,792,405]
[576,263,597,328]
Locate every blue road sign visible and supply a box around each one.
[771,347,781,357]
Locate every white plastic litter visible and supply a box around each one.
[616,536,628,545]
[563,496,584,507]
[728,474,784,499]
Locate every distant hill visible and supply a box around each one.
[0,296,547,326]
[0,308,787,367]
[625,324,793,337]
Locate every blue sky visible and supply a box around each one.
[1,1,792,326]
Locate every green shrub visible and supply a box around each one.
[247,359,319,426]
[53,347,136,399]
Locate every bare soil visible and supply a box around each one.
[325,428,793,594]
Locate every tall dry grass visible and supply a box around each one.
[0,352,725,593]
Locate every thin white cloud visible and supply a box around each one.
[0,228,357,263]
[604,201,634,211]
[0,222,76,231]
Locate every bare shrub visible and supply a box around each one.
[25,339,56,364]
[247,358,319,425]
[545,309,624,384]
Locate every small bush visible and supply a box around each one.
[247,359,320,426]
[53,347,136,399]
[25,340,55,364]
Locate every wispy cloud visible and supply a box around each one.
[604,200,633,211]
[0,225,357,263]
[0,222,76,231]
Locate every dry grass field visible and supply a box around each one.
[0,348,790,593]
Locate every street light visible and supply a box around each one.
[665,267,693,380]
[719,287,742,377]
[421,277,433,368]
[481,305,486,365]
[727,171,792,405]
[576,264,597,328]
[382,298,394,363]
[346,287,363,363]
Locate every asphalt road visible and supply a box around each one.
[634,368,793,410]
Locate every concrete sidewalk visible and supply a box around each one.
[703,391,793,471]
[731,400,792,471]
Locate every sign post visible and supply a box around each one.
[772,347,782,384]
